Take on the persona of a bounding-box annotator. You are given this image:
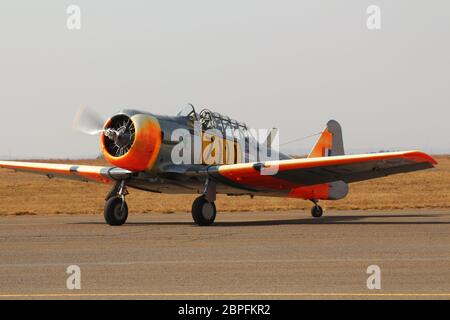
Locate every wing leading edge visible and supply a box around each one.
[0,161,132,184]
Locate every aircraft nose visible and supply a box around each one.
[101,113,162,172]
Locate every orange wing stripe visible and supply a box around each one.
[218,151,436,175]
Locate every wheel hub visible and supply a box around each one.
[202,202,215,220]
[114,203,126,220]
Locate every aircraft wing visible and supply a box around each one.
[208,151,437,192]
[0,161,132,184]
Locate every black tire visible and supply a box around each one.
[104,197,128,226]
[192,196,216,226]
[311,205,323,218]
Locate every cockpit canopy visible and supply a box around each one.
[177,104,253,140]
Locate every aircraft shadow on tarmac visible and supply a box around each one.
[72,213,450,227]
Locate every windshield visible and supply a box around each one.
[176,104,198,120]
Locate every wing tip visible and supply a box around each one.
[403,151,438,166]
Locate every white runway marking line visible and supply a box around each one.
[1,257,450,268]
[1,292,450,298]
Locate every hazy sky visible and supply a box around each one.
[0,0,449,159]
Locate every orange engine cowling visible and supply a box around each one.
[101,113,162,172]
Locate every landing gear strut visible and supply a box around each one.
[310,199,324,218]
[104,180,129,226]
[192,179,217,226]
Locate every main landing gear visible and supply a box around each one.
[192,179,217,226]
[102,179,218,227]
[104,180,129,226]
[310,199,324,218]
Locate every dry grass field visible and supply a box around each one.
[1,156,449,216]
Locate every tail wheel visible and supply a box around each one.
[311,205,323,218]
[104,197,128,226]
[192,196,216,226]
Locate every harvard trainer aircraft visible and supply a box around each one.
[0,104,437,226]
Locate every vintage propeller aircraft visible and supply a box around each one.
[0,104,437,226]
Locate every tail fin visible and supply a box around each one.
[308,120,344,158]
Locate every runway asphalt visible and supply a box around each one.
[0,210,449,300]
